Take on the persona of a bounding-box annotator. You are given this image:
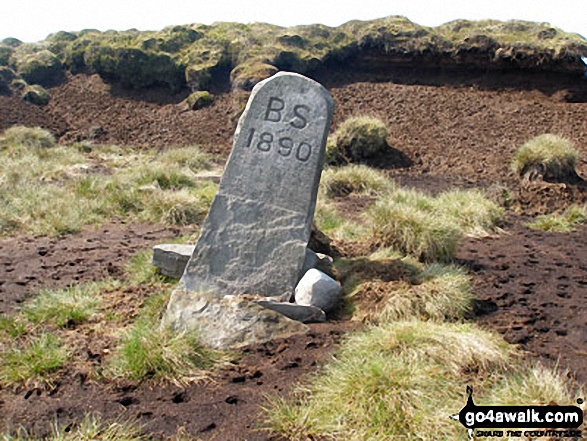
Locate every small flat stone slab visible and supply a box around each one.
[152,244,195,278]
[256,300,326,323]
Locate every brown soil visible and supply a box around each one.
[0,222,184,315]
[458,217,587,384]
[0,320,355,441]
[1,71,587,438]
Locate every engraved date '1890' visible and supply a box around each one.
[242,96,315,163]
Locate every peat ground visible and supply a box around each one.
[0,71,586,438]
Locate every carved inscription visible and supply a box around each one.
[244,96,314,163]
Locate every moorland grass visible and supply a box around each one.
[527,204,587,232]
[0,127,217,236]
[511,134,579,180]
[1,413,147,441]
[264,320,513,441]
[21,282,113,327]
[0,333,69,387]
[320,164,394,197]
[326,116,389,165]
[368,187,504,261]
[107,320,215,383]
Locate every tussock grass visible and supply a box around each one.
[0,126,55,150]
[487,364,582,406]
[320,165,394,197]
[527,204,587,232]
[107,321,215,383]
[21,282,112,327]
[0,134,217,236]
[1,413,147,441]
[345,258,474,323]
[326,116,388,164]
[368,188,504,261]
[0,333,69,387]
[369,200,461,261]
[511,134,579,180]
[265,320,511,441]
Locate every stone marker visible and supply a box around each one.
[164,72,334,348]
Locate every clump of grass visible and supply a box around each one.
[527,204,587,232]
[320,165,394,197]
[107,320,216,383]
[0,333,69,386]
[368,187,503,261]
[0,126,55,151]
[2,413,148,440]
[347,260,473,323]
[21,282,110,327]
[326,116,388,164]
[369,200,461,262]
[488,364,582,406]
[511,134,579,180]
[264,320,511,441]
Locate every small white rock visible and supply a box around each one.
[295,268,342,313]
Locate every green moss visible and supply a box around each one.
[85,45,185,90]
[0,45,12,66]
[22,84,50,106]
[185,90,213,110]
[12,47,63,86]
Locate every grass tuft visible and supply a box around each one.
[320,165,394,198]
[527,204,587,232]
[511,134,579,180]
[107,320,216,383]
[1,413,147,440]
[369,200,461,262]
[0,333,69,387]
[264,320,510,441]
[21,282,110,327]
[0,126,55,151]
[368,188,503,261]
[326,116,388,164]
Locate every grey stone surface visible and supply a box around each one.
[256,300,326,323]
[295,268,342,313]
[163,291,308,349]
[152,244,195,278]
[177,71,333,301]
[155,243,325,281]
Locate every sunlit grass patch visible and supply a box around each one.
[511,134,579,180]
[1,413,147,441]
[107,320,217,383]
[0,333,69,387]
[320,165,394,198]
[264,320,511,441]
[0,133,217,236]
[314,199,368,242]
[21,282,112,327]
[326,116,389,165]
[527,204,587,232]
[368,187,503,261]
[0,126,55,151]
[349,263,474,323]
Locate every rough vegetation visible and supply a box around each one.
[511,133,580,182]
[326,116,389,164]
[0,17,585,93]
